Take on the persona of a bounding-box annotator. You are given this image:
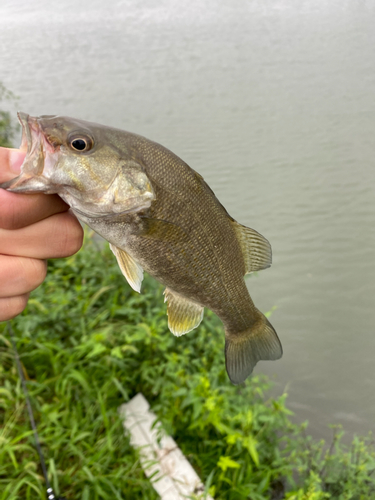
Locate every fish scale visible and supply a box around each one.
[138,153,251,328]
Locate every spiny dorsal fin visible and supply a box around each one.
[232,221,272,274]
[164,288,204,337]
[110,244,144,293]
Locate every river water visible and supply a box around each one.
[1,0,374,441]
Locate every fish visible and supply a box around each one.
[0,112,282,384]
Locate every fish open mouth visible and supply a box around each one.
[0,112,57,193]
[17,112,46,175]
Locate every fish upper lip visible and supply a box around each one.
[17,111,45,156]
[16,111,59,181]
[17,112,32,154]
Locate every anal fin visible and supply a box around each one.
[164,288,204,336]
[110,244,144,293]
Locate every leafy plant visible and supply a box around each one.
[0,83,19,147]
[1,232,375,499]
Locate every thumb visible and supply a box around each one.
[0,148,26,182]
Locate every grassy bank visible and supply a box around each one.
[1,232,374,499]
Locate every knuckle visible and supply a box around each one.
[23,259,47,290]
[0,202,17,230]
[58,213,83,257]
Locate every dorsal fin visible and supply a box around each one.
[110,244,144,293]
[232,221,272,274]
[163,288,204,337]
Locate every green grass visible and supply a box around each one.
[0,83,18,148]
[1,232,375,499]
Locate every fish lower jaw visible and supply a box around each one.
[2,174,55,194]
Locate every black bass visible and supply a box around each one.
[0,112,282,384]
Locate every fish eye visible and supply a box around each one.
[69,136,93,152]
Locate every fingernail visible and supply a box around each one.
[9,150,26,174]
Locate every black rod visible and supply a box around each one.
[8,323,62,500]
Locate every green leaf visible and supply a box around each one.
[217,456,241,472]
[244,435,260,467]
[86,342,107,358]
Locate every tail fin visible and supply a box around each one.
[225,313,282,385]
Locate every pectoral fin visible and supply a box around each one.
[232,221,272,274]
[164,288,204,336]
[110,244,144,293]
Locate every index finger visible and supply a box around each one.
[0,147,69,229]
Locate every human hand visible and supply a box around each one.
[0,147,83,321]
